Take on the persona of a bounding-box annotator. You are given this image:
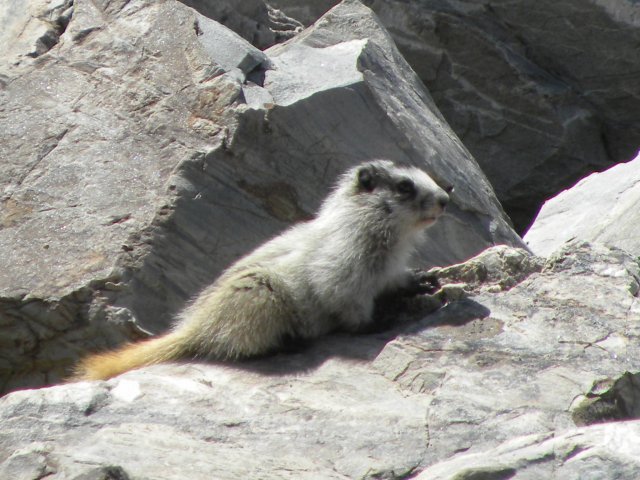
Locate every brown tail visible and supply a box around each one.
[72,331,191,381]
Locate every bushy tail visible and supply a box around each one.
[72,332,191,381]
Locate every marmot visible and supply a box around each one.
[73,160,450,380]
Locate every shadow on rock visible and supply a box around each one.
[234,297,491,377]
[411,298,492,331]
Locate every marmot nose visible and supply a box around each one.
[438,185,453,210]
[437,193,449,210]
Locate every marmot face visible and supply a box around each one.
[352,160,451,232]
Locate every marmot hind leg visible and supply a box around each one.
[185,268,300,360]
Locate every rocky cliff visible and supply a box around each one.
[1,0,639,479]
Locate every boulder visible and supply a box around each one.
[269,0,640,232]
[255,0,524,267]
[0,0,273,392]
[0,0,522,393]
[525,151,640,258]
[1,242,639,478]
[3,1,638,477]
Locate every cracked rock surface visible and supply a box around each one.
[1,242,639,479]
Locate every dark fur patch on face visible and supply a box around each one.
[395,178,416,199]
[357,163,414,197]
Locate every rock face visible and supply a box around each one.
[416,421,640,480]
[1,0,260,392]
[1,242,639,479]
[0,0,522,393]
[525,151,640,258]
[270,0,640,232]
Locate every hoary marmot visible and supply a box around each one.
[73,160,450,380]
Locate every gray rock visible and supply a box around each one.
[428,244,544,294]
[193,10,268,74]
[2,1,637,477]
[0,0,73,77]
[261,0,337,26]
[0,0,523,393]
[525,152,640,258]
[416,420,640,480]
[270,0,640,232]
[1,242,638,479]
[259,0,524,268]
[0,0,273,392]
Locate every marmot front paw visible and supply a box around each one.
[408,269,440,295]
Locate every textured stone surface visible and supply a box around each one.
[0,0,270,392]
[0,0,522,393]
[0,0,74,77]
[270,0,640,232]
[525,151,640,258]
[416,420,640,480]
[1,242,639,479]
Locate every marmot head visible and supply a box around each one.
[348,160,451,231]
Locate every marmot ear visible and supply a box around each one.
[357,165,377,192]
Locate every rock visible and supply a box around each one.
[270,0,640,232]
[0,0,275,393]
[0,0,523,393]
[0,0,73,78]
[525,151,640,258]
[3,1,637,476]
[415,420,640,480]
[258,0,524,268]
[262,0,337,26]
[193,9,269,73]
[1,242,639,478]
[428,244,544,294]
[572,371,640,426]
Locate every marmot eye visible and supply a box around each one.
[396,179,416,196]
